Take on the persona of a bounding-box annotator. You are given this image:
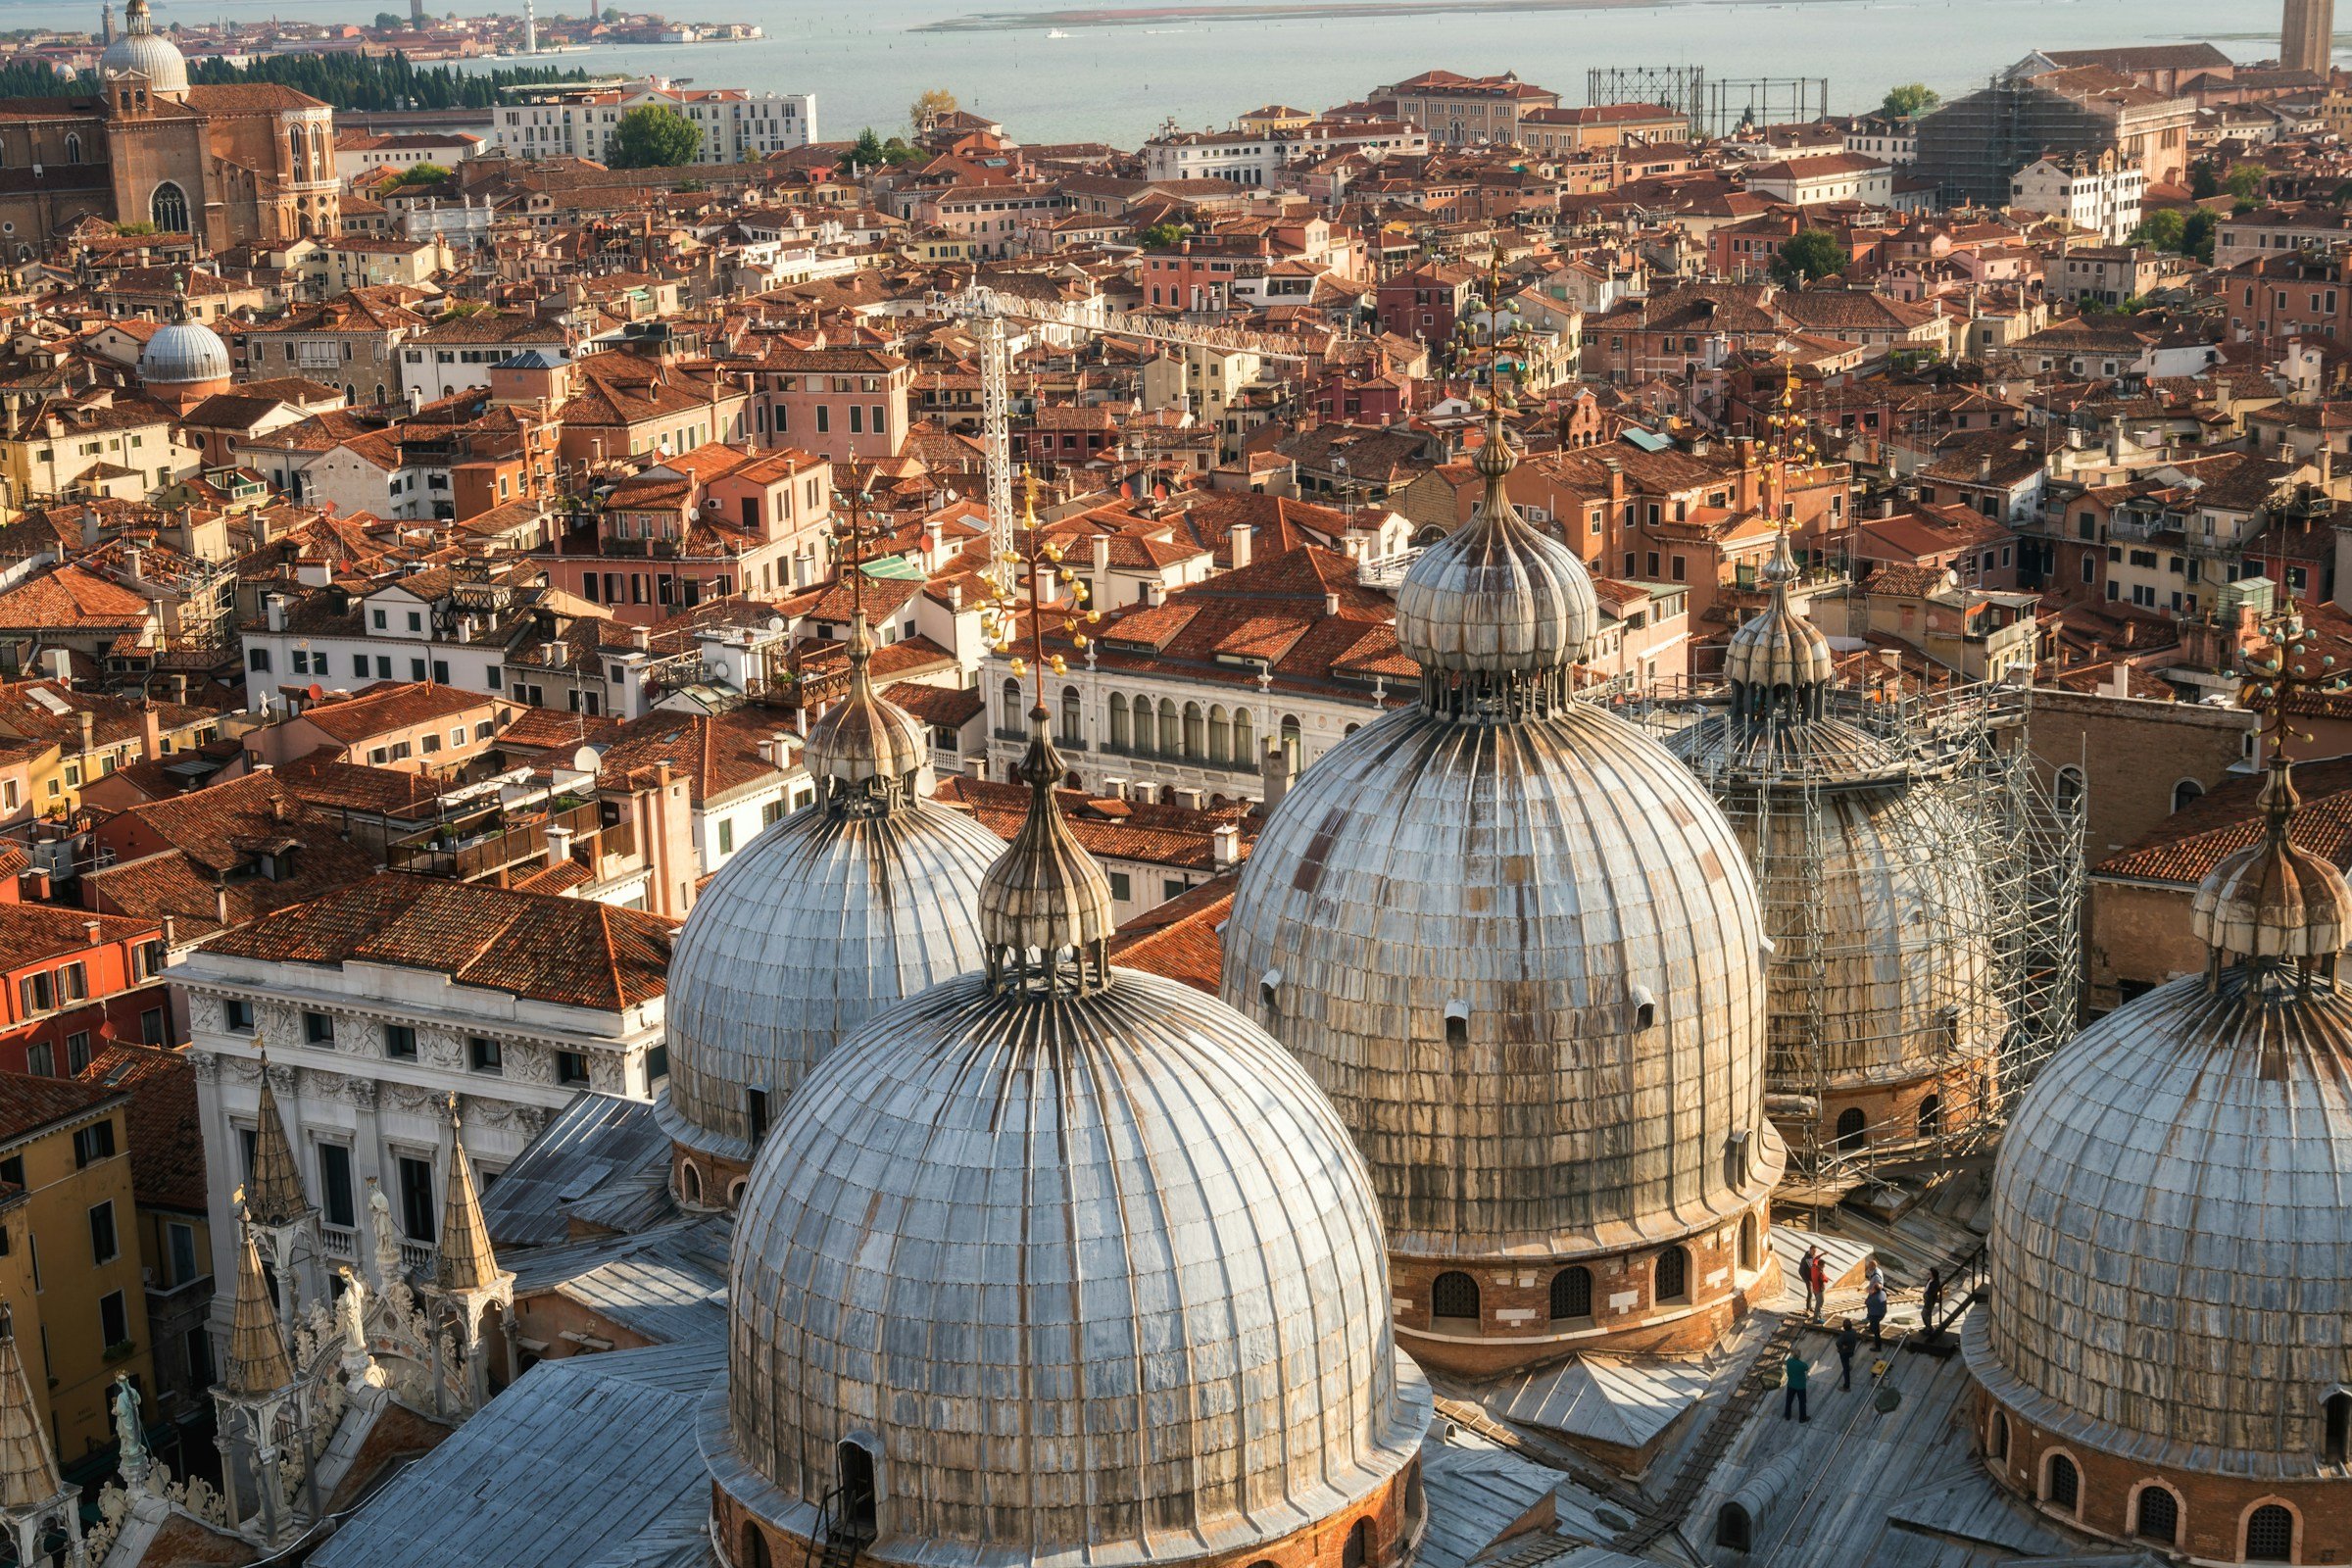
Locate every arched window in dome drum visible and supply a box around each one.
[680,1161,702,1205]
[1430,1271,1479,1320]
[1715,1502,1751,1552]
[1917,1095,1941,1141]
[1107,694,1129,750]
[150,181,188,233]
[2172,778,2203,813]
[2327,1391,2352,1463]
[1988,1411,2008,1458]
[1550,1265,1592,1321]
[2245,1502,2294,1560]
[1835,1107,1869,1152]
[1059,686,1081,747]
[2133,1486,2178,1545]
[739,1522,772,1568]
[1341,1520,1370,1568]
[837,1441,877,1535]
[1655,1245,1690,1302]
[2044,1453,2078,1510]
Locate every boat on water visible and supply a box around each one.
[1046,27,1071,37]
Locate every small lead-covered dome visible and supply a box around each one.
[1720,529,1835,699]
[1394,425,1597,683]
[656,614,1000,1164]
[2190,759,2352,960]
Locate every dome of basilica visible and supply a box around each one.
[656,610,1001,1174]
[136,279,232,390]
[1219,402,1779,1365]
[100,0,187,95]
[708,700,1428,1568]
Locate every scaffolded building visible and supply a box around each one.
[1634,530,2082,1195]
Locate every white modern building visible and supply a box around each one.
[2010,152,2146,245]
[491,76,815,165]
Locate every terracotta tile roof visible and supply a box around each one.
[0,565,151,630]
[936,777,1256,870]
[196,873,675,1011]
[1106,872,1236,995]
[883,680,983,729]
[274,752,448,816]
[2097,760,2352,886]
[593,707,792,805]
[0,905,152,967]
[296,682,498,745]
[0,1070,122,1145]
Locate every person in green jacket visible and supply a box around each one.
[1783,1348,1810,1423]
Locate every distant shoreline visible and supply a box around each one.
[917,0,1876,32]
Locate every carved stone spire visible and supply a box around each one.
[223,1216,294,1396]
[244,1049,309,1228]
[0,1312,61,1511]
[433,1102,499,1294]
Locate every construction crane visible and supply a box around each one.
[930,283,1326,593]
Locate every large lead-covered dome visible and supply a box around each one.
[1221,408,1778,1261]
[657,612,1000,1164]
[1971,749,2352,1479]
[710,707,1427,1568]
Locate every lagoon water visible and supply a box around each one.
[0,0,2290,147]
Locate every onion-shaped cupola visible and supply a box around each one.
[1969,635,2352,1557]
[656,564,1000,1198]
[1222,391,1781,1372]
[1722,525,1836,729]
[708,669,1429,1568]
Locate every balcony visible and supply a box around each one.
[144,1272,213,1324]
[386,798,604,880]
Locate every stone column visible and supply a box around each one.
[190,1053,240,1337]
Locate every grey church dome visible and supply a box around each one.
[136,276,231,387]
[1969,751,2352,1479]
[656,612,1000,1164]
[1222,405,1779,1260]
[100,0,187,94]
[709,705,1428,1567]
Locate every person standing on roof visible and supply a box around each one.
[1920,1266,1944,1341]
[1865,1258,1888,1345]
[1782,1348,1811,1423]
[1836,1318,1860,1391]
[1800,1244,1828,1319]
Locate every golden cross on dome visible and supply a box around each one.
[982,469,1100,714]
[2237,599,2348,763]
[826,479,886,624]
[1455,252,1528,416]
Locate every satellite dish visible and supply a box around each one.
[306,683,324,702]
[570,745,605,772]
[764,617,786,635]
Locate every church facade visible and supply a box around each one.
[0,0,338,258]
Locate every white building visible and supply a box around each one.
[2010,153,2145,245]
[491,75,815,166]
[1140,120,1427,186]
[175,876,674,1341]
[1743,152,1893,209]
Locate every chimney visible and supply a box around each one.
[1324,590,1341,616]
[1211,821,1241,868]
[1102,776,1127,802]
[964,757,987,779]
[767,733,791,769]
[82,919,99,948]
[1172,785,1205,810]
[79,507,99,551]
[1093,534,1111,577]
[631,625,652,652]
[47,648,71,682]
[161,912,175,949]
[1143,580,1168,608]
[265,592,288,632]
[214,884,229,926]
[138,699,162,760]
[545,823,573,868]
[76,710,93,758]
[1261,737,1293,810]
[1231,523,1252,569]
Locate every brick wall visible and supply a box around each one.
[2024,688,2253,863]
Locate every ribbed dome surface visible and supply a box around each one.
[2190,760,2352,961]
[714,966,1428,1566]
[1968,964,2352,1478]
[657,804,1001,1160]
[1721,591,1834,696]
[138,318,231,385]
[100,25,187,92]
[1221,699,1779,1255]
[1394,436,1596,677]
[802,678,929,789]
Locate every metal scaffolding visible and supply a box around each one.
[1619,676,2083,1195]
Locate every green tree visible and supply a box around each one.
[1138,221,1189,249]
[2189,161,2220,200]
[909,87,957,131]
[374,11,403,27]
[602,6,622,18]
[843,126,887,169]
[2227,163,2267,203]
[1771,228,1849,287]
[2182,209,2219,264]
[607,103,700,169]
[391,161,451,185]
[2130,209,2185,252]
[1881,82,1940,120]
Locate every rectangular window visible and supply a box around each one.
[167,1220,198,1287]
[17,972,52,1015]
[140,1006,164,1047]
[88,1200,117,1264]
[57,963,84,1004]
[65,1032,89,1075]
[303,1010,334,1044]
[717,819,734,855]
[318,1142,355,1228]
[1107,870,1132,902]
[397,1154,434,1242]
[98,1290,125,1349]
[467,1036,503,1074]
[72,1120,114,1168]
[1162,878,1186,903]
[556,1051,590,1087]
[815,405,830,434]
[871,405,886,434]
[645,1044,668,1086]
[384,1024,416,1059]
[24,1043,49,1077]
